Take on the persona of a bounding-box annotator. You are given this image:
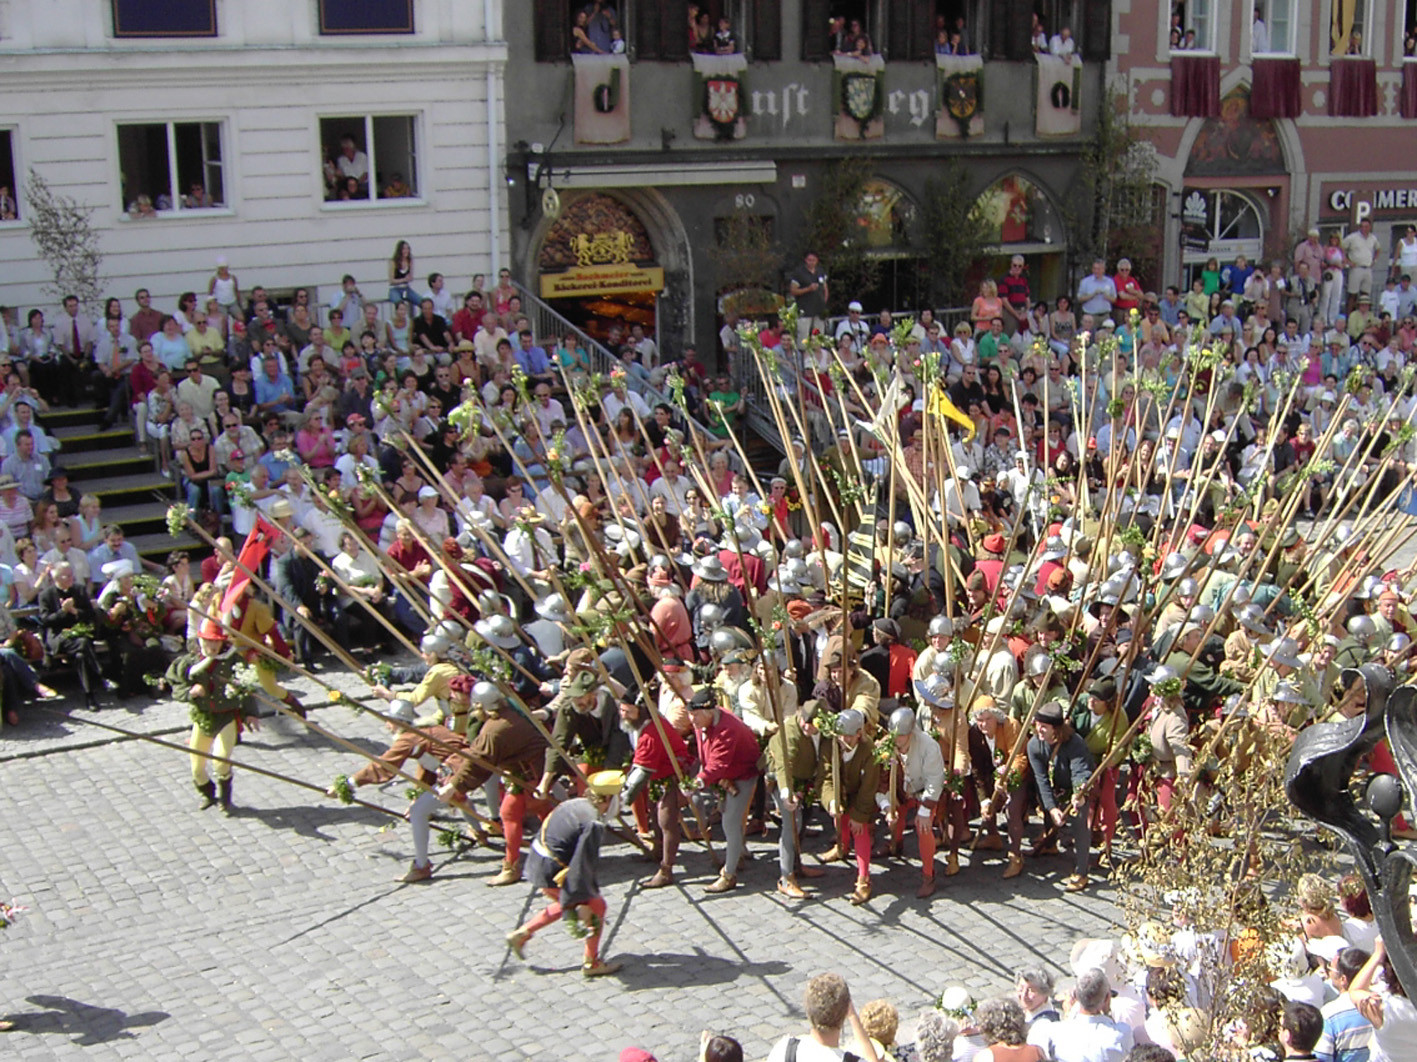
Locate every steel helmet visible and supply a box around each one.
[836,708,865,736]
[784,557,810,581]
[1236,604,1270,635]
[474,614,520,650]
[647,553,673,571]
[698,603,727,630]
[888,706,918,736]
[535,593,573,624]
[470,681,503,710]
[388,698,417,723]
[1176,576,1200,598]
[928,615,954,638]
[709,627,752,656]
[892,521,914,543]
[1334,523,1355,546]
[1026,652,1053,678]
[1388,632,1412,654]
[1160,552,1189,581]
[420,632,452,656]
[1347,615,1377,643]
[1230,584,1252,606]
[930,651,955,677]
[1190,604,1215,627]
[1265,637,1303,668]
[783,539,806,560]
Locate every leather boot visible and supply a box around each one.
[196,781,217,810]
[816,844,846,864]
[777,875,808,899]
[488,861,523,887]
[848,876,872,905]
[218,778,234,814]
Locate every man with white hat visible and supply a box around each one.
[168,617,253,813]
[505,770,625,978]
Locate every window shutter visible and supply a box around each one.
[636,1,664,59]
[533,0,568,60]
[988,0,1032,60]
[753,0,782,60]
[1081,0,1111,61]
[659,0,690,60]
[801,0,830,61]
[886,0,933,61]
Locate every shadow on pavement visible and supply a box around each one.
[608,950,791,989]
[4,995,168,1046]
[228,801,388,841]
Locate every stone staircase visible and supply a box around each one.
[45,406,203,561]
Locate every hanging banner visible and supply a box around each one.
[692,52,748,141]
[833,54,885,141]
[573,54,631,145]
[935,53,984,139]
[1035,53,1083,136]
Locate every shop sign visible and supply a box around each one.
[1323,185,1417,223]
[539,264,665,298]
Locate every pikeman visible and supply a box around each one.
[505,771,625,979]
[226,581,305,716]
[617,694,692,889]
[168,617,254,813]
[914,658,971,878]
[334,691,478,883]
[877,706,945,898]
[437,680,553,888]
[815,707,881,906]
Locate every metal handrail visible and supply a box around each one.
[508,280,718,440]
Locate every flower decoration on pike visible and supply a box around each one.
[165,503,192,538]
[0,898,28,930]
[330,774,355,805]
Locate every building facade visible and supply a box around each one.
[0,0,507,314]
[1115,0,1417,287]
[505,0,1116,360]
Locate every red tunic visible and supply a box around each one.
[695,709,761,785]
[633,715,692,781]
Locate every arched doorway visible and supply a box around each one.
[1179,189,1267,286]
[852,178,928,311]
[536,193,662,350]
[973,173,1067,303]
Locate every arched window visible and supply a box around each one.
[855,179,916,251]
[974,174,1062,247]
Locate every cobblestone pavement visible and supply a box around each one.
[0,659,1124,1061]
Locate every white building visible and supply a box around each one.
[0,0,508,316]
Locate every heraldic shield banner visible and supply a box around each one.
[692,52,748,140]
[1035,53,1083,136]
[833,53,884,140]
[936,53,984,138]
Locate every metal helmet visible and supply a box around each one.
[470,681,503,710]
[919,674,953,707]
[535,593,573,624]
[888,706,918,736]
[1176,576,1200,598]
[420,632,452,657]
[836,708,866,736]
[698,603,727,630]
[709,627,751,657]
[1229,584,1252,607]
[647,553,672,571]
[784,557,810,582]
[782,539,806,560]
[475,590,504,617]
[1348,614,1378,643]
[1353,574,1384,601]
[928,615,954,638]
[388,698,417,723]
[930,651,955,677]
[1160,552,1189,581]
[1026,652,1053,678]
[1388,633,1412,654]
[474,614,521,650]
[1190,604,1215,627]
[892,521,914,544]
[1221,693,1248,718]
[1334,522,1355,546]
[1236,604,1270,635]
[1266,637,1303,667]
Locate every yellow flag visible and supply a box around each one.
[928,385,976,442]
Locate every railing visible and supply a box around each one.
[510,280,717,441]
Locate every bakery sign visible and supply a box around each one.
[1322,183,1417,223]
[539,263,665,298]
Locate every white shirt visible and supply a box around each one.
[1252,18,1270,53]
[1049,33,1075,58]
[300,507,346,556]
[1036,1013,1134,1062]
[765,1034,848,1062]
[602,390,650,423]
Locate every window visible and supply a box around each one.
[0,131,17,223]
[1406,0,1417,55]
[117,122,225,216]
[1251,0,1294,54]
[318,0,414,35]
[1330,0,1371,56]
[1174,0,1215,52]
[319,116,419,203]
[803,0,884,59]
[111,0,216,37]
